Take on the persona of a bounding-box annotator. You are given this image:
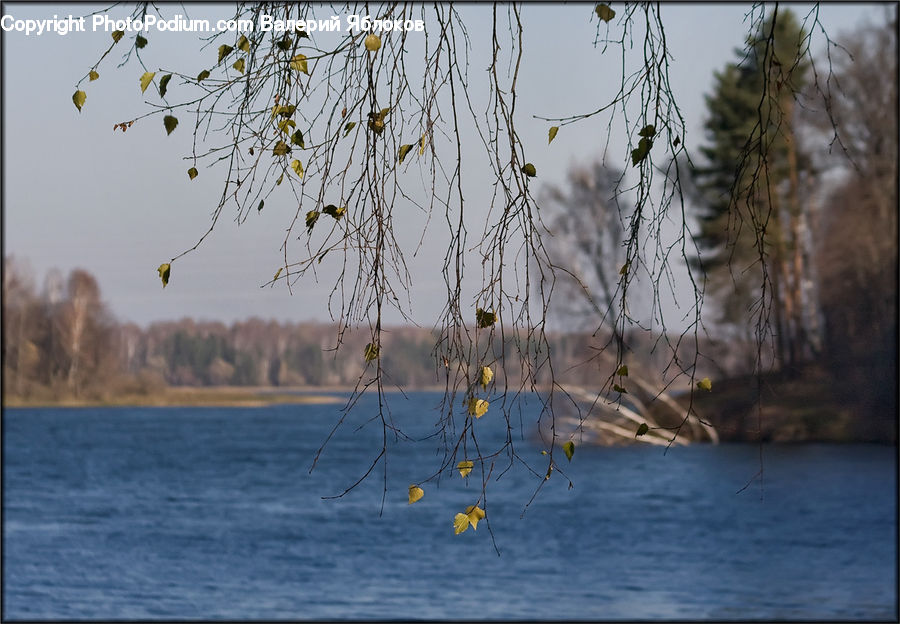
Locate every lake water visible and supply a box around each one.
[3,393,897,620]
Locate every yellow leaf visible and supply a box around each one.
[398,144,413,164]
[548,126,559,144]
[157,263,170,288]
[290,159,304,178]
[273,141,289,156]
[364,342,379,362]
[364,33,381,52]
[465,505,485,530]
[595,3,616,22]
[72,90,86,112]
[697,377,712,392]
[616,364,629,377]
[139,71,156,94]
[217,44,233,63]
[273,267,282,281]
[457,460,474,478]
[89,70,99,81]
[111,30,124,43]
[419,134,426,155]
[232,57,245,74]
[563,440,575,461]
[479,365,494,390]
[237,35,250,52]
[453,512,470,535]
[467,398,489,418]
[290,54,308,74]
[408,485,424,504]
[187,167,198,180]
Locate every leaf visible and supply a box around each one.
[111,30,124,43]
[631,136,653,166]
[548,126,559,144]
[619,261,630,275]
[305,210,320,233]
[323,205,346,220]
[453,513,470,535]
[613,383,628,394]
[197,69,211,82]
[697,377,713,392]
[467,398,489,419]
[398,144,413,164]
[139,71,156,94]
[290,130,305,148]
[290,159,304,178]
[273,267,282,281]
[367,114,385,135]
[232,58,245,74]
[521,163,537,177]
[408,485,424,504]
[457,460,474,478]
[638,124,656,138]
[158,73,172,97]
[72,90,86,112]
[88,70,99,81]
[595,3,616,21]
[635,423,649,437]
[364,33,382,52]
[272,104,296,118]
[257,200,264,212]
[135,35,147,49]
[364,342,380,362]
[157,263,170,288]
[343,121,356,137]
[563,440,575,462]
[237,34,250,52]
[187,167,198,180]
[163,115,178,136]
[465,505,485,530]
[278,119,296,135]
[290,54,308,74]
[479,365,494,390]
[419,134,427,155]
[276,35,292,50]
[476,308,496,329]
[217,44,234,63]
[616,364,629,377]
[276,173,284,186]
[673,136,681,147]
[273,141,290,156]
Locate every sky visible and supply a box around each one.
[1,2,887,329]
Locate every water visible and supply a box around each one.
[3,393,897,620]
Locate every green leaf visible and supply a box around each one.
[88,70,99,81]
[521,163,537,177]
[635,423,649,437]
[697,377,713,392]
[398,144,413,164]
[218,44,234,63]
[476,308,496,329]
[613,383,628,394]
[197,69,211,82]
[305,210,320,232]
[157,263,170,288]
[135,35,147,49]
[163,115,178,136]
[619,261,630,275]
[139,71,156,94]
[595,3,616,22]
[232,58,245,74]
[257,200,264,212]
[343,121,357,137]
[159,73,172,98]
[237,35,250,52]
[72,90,86,112]
[290,54,308,74]
[408,485,424,504]
[290,130,305,148]
[290,159,304,178]
[563,440,575,462]
[616,364,629,377]
[187,167,198,180]
[364,342,380,362]
[638,124,656,138]
[457,460,474,478]
[111,30,124,43]
[548,126,559,144]
[631,136,653,166]
[323,205,346,220]
[273,141,290,156]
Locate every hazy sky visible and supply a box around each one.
[1,3,885,328]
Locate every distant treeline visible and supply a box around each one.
[3,257,756,403]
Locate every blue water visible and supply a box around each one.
[3,393,897,620]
